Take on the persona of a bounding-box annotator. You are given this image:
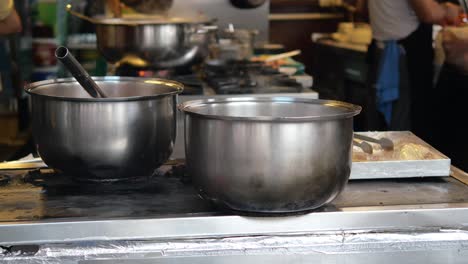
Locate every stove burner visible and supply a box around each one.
[203,59,302,94]
[0,160,325,217]
[111,59,303,95]
[20,167,183,196]
[0,161,215,220]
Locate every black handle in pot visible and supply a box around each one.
[55,46,107,98]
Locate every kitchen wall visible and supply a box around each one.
[269,0,346,74]
[170,0,270,42]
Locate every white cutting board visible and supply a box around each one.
[350,131,451,180]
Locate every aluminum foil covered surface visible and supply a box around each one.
[1,229,468,263]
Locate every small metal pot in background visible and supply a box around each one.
[179,97,361,213]
[25,77,183,181]
[94,18,217,68]
[67,5,217,69]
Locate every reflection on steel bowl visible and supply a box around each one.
[179,97,361,213]
[25,77,183,181]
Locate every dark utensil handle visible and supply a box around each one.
[354,133,379,143]
[353,139,373,154]
[354,133,394,150]
[55,46,107,98]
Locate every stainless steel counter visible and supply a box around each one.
[0,165,467,238]
[0,157,467,263]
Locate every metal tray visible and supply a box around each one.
[350,131,451,180]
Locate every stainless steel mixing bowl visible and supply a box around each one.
[25,77,183,181]
[179,97,361,213]
[93,17,215,69]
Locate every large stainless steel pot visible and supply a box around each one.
[25,77,183,181]
[179,97,361,213]
[92,16,215,68]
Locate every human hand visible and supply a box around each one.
[443,2,463,26]
[0,0,21,35]
[443,28,468,73]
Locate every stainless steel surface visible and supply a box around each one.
[93,18,214,68]
[1,203,468,246]
[0,164,467,245]
[55,46,107,98]
[179,97,361,213]
[2,230,468,263]
[67,4,215,68]
[350,131,451,180]
[46,250,468,264]
[173,93,319,159]
[24,77,183,180]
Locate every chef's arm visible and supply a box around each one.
[0,9,22,34]
[409,0,461,25]
[0,0,22,35]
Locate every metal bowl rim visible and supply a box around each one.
[25,76,184,102]
[178,97,362,121]
[91,16,212,25]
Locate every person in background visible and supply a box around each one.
[0,0,22,35]
[442,29,468,72]
[364,0,460,140]
[428,28,468,171]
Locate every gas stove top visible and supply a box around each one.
[0,162,213,220]
[0,159,466,222]
[115,60,305,95]
[0,159,467,248]
[202,59,303,94]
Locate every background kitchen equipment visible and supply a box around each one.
[120,0,174,14]
[179,97,361,213]
[25,77,183,181]
[168,0,269,42]
[67,5,217,69]
[209,24,259,61]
